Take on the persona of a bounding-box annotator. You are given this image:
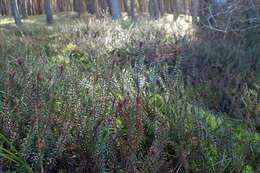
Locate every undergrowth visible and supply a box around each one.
[0,16,259,172]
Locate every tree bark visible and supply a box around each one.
[137,0,144,14]
[191,0,199,17]
[149,0,160,19]
[123,0,130,16]
[87,0,96,14]
[130,0,137,19]
[44,0,53,24]
[171,0,179,19]
[75,0,82,17]
[10,0,22,26]
[21,0,28,18]
[56,0,63,12]
[0,0,3,15]
[110,0,121,19]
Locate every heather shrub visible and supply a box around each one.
[182,26,260,128]
[0,15,259,172]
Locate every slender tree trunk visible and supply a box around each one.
[158,0,164,16]
[110,0,121,19]
[183,0,188,15]
[38,0,43,14]
[56,0,63,12]
[44,0,53,24]
[102,0,111,14]
[27,0,31,15]
[0,0,3,15]
[10,0,22,27]
[21,0,28,18]
[87,0,96,14]
[164,0,171,13]
[137,0,144,14]
[123,0,130,16]
[191,0,200,23]
[149,0,160,19]
[2,0,10,15]
[171,0,179,19]
[75,0,82,17]
[130,0,137,19]
[191,0,199,16]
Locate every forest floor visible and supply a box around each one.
[0,13,195,35]
[0,14,259,173]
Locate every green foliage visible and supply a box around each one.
[0,15,259,172]
[243,165,254,173]
[0,133,32,173]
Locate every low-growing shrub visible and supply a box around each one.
[0,15,259,172]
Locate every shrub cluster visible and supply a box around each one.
[0,16,259,172]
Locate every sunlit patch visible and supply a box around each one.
[54,55,70,65]
[0,17,14,25]
[63,43,78,53]
[159,14,194,36]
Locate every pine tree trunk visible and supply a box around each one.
[44,0,53,24]
[171,0,179,19]
[0,0,3,15]
[137,0,144,14]
[10,0,22,26]
[75,0,82,17]
[149,0,160,19]
[87,0,96,14]
[130,0,137,19]
[56,0,63,12]
[123,0,130,16]
[191,0,199,17]
[110,0,121,19]
[21,0,28,18]
[191,0,200,23]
